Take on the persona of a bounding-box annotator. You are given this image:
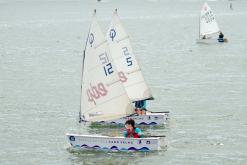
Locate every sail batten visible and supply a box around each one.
[116,36,129,43]
[107,10,153,101]
[199,2,220,37]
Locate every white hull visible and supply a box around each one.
[94,111,170,126]
[196,38,226,44]
[66,133,166,152]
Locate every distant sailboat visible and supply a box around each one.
[66,10,166,152]
[95,9,170,126]
[196,2,228,44]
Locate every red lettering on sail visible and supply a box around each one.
[118,71,127,83]
[87,83,108,105]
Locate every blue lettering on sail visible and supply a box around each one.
[126,57,132,66]
[109,29,116,41]
[89,33,94,47]
[103,63,113,76]
[99,52,114,76]
[122,47,133,67]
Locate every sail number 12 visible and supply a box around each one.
[99,52,114,76]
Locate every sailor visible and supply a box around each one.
[202,35,206,39]
[134,100,147,115]
[135,108,142,115]
[218,31,224,42]
[230,3,233,10]
[123,119,144,138]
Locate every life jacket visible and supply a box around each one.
[219,33,224,39]
[127,128,140,138]
[135,100,145,108]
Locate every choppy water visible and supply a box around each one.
[1,0,247,164]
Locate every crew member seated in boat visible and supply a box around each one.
[134,100,147,115]
[218,31,224,42]
[202,35,206,39]
[123,119,144,138]
[134,108,142,115]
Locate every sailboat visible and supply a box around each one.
[196,2,228,44]
[66,10,166,152]
[94,9,169,126]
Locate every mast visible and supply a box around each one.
[199,13,200,39]
[79,9,96,123]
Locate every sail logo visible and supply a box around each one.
[202,11,214,23]
[99,52,114,76]
[87,83,108,105]
[89,33,94,47]
[109,29,116,41]
[69,136,75,141]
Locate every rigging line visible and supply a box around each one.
[79,10,96,123]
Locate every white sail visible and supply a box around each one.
[106,9,153,102]
[80,11,133,122]
[199,2,220,37]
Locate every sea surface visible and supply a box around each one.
[0,0,247,164]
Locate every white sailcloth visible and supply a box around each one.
[106,10,153,102]
[80,12,133,121]
[199,2,220,37]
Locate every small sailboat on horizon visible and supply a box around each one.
[196,2,228,44]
